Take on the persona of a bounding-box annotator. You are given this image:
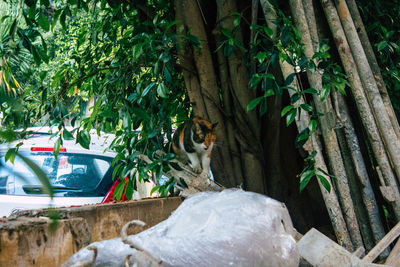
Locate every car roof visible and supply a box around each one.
[1,127,116,156]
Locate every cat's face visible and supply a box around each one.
[192,117,217,150]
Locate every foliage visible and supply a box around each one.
[359,0,400,110]
[246,10,349,192]
[2,0,399,198]
[0,0,193,199]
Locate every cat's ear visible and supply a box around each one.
[212,122,218,129]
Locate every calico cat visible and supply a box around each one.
[172,116,218,176]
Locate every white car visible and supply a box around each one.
[0,127,152,217]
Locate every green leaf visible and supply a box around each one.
[51,9,62,31]
[290,92,301,104]
[295,128,310,148]
[265,89,275,97]
[164,67,172,83]
[255,52,267,64]
[308,119,317,133]
[263,26,274,38]
[16,152,53,198]
[300,103,313,112]
[320,85,331,101]
[1,15,10,23]
[233,15,241,27]
[142,82,155,96]
[63,129,74,140]
[31,46,41,65]
[286,108,297,126]
[77,130,90,149]
[38,12,50,31]
[303,88,318,94]
[40,0,50,7]
[0,129,17,142]
[335,81,347,95]
[300,170,315,192]
[126,180,134,200]
[259,99,267,116]
[285,73,296,86]
[133,43,143,60]
[247,96,264,111]
[186,34,201,49]
[5,148,17,164]
[113,179,125,201]
[9,19,17,40]
[281,105,294,117]
[112,164,122,179]
[249,74,262,89]
[308,61,316,73]
[377,41,388,52]
[317,175,331,192]
[54,137,61,159]
[60,10,66,30]
[150,185,160,196]
[157,83,168,98]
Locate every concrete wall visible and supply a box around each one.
[0,197,182,266]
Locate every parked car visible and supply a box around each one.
[0,127,153,217]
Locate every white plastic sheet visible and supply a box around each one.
[63,189,299,267]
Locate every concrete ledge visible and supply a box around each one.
[0,197,183,266]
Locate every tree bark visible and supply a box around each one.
[214,38,244,186]
[215,0,265,193]
[260,0,354,250]
[336,92,387,254]
[320,0,400,220]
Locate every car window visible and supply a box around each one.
[0,152,113,196]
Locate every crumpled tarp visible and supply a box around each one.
[63,189,299,267]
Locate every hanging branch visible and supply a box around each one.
[320,0,400,221]
[260,0,354,250]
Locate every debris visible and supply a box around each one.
[298,228,388,267]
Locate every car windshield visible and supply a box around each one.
[0,151,113,197]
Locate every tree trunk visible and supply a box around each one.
[336,92,388,255]
[289,0,363,249]
[260,0,354,250]
[214,36,244,186]
[215,0,265,194]
[175,0,236,186]
[320,0,400,221]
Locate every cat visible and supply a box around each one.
[172,116,218,176]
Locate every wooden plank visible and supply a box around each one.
[385,237,400,266]
[363,221,400,263]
